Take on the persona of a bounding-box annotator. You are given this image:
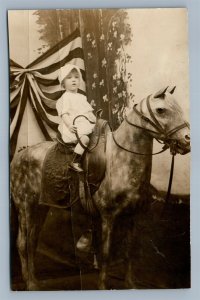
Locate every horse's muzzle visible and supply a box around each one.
[175,142,190,155]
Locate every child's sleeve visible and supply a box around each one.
[56,95,70,117]
[83,97,94,112]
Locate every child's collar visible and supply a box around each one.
[65,89,78,94]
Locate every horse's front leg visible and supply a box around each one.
[98,215,114,290]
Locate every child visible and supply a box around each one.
[56,63,96,172]
[56,64,96,253]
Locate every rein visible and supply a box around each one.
[111,130,169,156]
[73,115,102,152]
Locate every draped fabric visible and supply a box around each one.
[10,28,86,157]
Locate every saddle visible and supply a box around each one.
[83,119,109,190]
[39,119,110,212]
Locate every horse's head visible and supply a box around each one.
[134,86,190,155]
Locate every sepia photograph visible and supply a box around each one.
[8,8,190,291]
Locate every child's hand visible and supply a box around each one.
[69,125,77,133]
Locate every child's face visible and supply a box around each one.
[62,69,80,92]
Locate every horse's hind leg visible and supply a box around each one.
[27,201,49,291]
[26,202,49,290]
[16,198,48,291]
[16,206,29,288]
[98,215,114,290]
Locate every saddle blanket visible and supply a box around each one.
[39,142,78,208]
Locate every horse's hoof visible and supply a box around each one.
[27,281,40,291]
[98,280,107,290]
[98,283,107,290]
[124,278,137,289]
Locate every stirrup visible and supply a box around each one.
[76,230,93,253]
[69,162,84,172]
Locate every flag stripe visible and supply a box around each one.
[28,73,60,125]
[10,77,25,91]
[10,79,26,136]
[42,91,63,101]
[33,78,62,104]
[10,85,22,102]
[30,84,58,131]
[39,84,65,95]
[10,59,23,69]
[40,100,58,116]
[32,57,86,81]
[30,36,83,70]
[36,48,84,75]
[34,77,59,86]
[29,87,54,141]
[10,92,21,109]
[27,28,81,68]
[10,95,22,137]
[10,78,28,156]
[35,68,86,86]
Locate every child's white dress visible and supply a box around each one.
[56,91,96,143]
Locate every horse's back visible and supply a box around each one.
[10,141,55,205]
[11,142,55,166]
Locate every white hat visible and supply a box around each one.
[58,63,83,84]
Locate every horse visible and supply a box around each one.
[10,86,190,290]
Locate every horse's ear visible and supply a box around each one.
[154,86,169,98]
[168,86,176,94]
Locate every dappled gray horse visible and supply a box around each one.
[10,86,190,290]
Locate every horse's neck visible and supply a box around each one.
[113,110,153,156]
[105,109,154,186]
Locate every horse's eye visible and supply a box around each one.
[156,108,166,114]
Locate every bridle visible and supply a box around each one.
[112,94,189,156]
